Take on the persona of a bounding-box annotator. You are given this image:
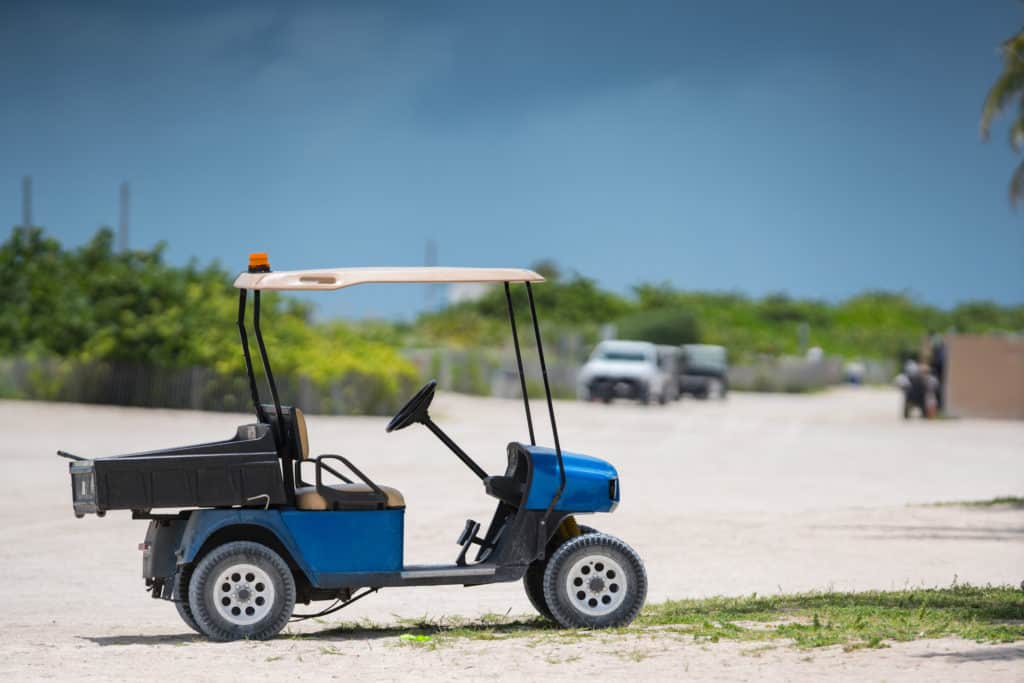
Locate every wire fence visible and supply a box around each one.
[0,358,415,415]
[0,350,897,416]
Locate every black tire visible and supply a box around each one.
[173,568,201,634]
[188,541,296,642]
[542,533,647,629]
[523,525,598,621]
[523,562,554,621]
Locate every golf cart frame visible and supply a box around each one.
[62,258,643,639]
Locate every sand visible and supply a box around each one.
[0,387,1021,680]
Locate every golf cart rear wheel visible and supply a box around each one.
[173,568,201,634]
[188,541,295,642]
[542,533,646,628]
[523,525,597,621]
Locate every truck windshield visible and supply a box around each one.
[600,351,648,362]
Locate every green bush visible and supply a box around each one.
[0,226,418,414]
[616,307,701,345]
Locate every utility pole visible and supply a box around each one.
[21,176,32,228]
[118,181,130,252]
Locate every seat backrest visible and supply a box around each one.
[258,403,309,462]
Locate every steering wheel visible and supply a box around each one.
[386,380,437,433]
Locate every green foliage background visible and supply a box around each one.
[415,272,1024,362]
[2,226,1022,411]
[0,227,418,413]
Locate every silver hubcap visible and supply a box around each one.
[213,563,275,625]
[565,553,627,616]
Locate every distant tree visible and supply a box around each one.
[616,307,701,346]
[981,27,1024,205]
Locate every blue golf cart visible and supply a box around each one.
[60,257,647,641]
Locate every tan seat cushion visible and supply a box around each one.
[295,484,405,510]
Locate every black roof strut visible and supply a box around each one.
[504,282,535,446]
[504,280,566,551]
[525,282,566,517]
[237,289,265,423]
[237,262,296,504]
[251,290,295,502]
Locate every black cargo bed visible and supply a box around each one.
[67,423,287,515]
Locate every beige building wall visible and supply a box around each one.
[945,334,1024,420]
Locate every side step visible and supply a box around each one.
[400,565,496,580]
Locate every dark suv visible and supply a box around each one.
[679,344,729,399]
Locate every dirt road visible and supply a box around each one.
[1,388,1021,680]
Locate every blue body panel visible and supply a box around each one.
[523,446,619,512]
[280,509,403,574]
[179,508,404,588]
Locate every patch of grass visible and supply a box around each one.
[291,585,1023,654]
[922,496,1024,509]
[640,585,1024,650]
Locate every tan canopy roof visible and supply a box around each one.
[233,266,544,291]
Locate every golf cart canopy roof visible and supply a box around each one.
[234,266,544,291]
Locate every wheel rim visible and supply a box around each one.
[564,553,627,617]
[213,563,276,626]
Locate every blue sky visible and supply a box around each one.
[1,0,1022,318]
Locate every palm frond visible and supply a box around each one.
[1011,118,1024,152]
[980,29,1024,139]
[1009,159,1024,206]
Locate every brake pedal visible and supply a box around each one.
[455,519,482,566]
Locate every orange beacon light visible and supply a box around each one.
[248,252,270,273]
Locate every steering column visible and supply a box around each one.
[386,381,489,481]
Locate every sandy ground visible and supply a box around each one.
[0,387,1021,681]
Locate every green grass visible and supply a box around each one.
[639,585,1023,650]
[295,585,1023,653]
[922,496,1024,509]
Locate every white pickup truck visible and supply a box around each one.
[577,340,678,405]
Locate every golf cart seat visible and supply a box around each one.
[289,408,405,510]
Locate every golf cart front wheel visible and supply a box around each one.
[542,533,647,628]
[188,541,296,641]
[523,525,598,621]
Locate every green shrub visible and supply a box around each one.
[616,307,701,346]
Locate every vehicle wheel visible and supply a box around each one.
[707,378,723,399]
[523,525,598,621]
[542,533,647,628]
[188,541,296,641]
[173,568,201,634]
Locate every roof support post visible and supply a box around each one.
[253,290,295,500]
[504,282,535,446]
[525,282,566,512]
[237,289,264,422]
